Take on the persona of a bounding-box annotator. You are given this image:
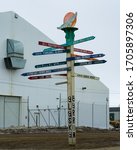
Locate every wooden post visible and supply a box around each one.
[61,27,78,146]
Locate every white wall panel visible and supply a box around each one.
[0,96,20,128]
[0,11,109,128]
[0,96,4,128]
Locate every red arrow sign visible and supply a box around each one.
[28,74,67,80]
[74,48,93,54]
[28,75,52,80]
[39,41,65,49]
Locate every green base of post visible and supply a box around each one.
[61,27,78,45]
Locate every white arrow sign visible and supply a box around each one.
[74,73,100,80]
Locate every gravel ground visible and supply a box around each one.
[0,127,120,149]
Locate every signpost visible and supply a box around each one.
[21,11,107,147]
[62,27,78,146]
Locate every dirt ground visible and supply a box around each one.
[0,127,120,150]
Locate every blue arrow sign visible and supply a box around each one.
[40,47,93,55]
[32,49,69,56]
[42,36,95,52]
[67,53,105,61]
[21,67,71,76]
[35,61,67,68]
[74,60,107,67]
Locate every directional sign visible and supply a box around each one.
[40,36,95,51]
[74,73,100,80]
[32,49,69,56]
[71,54,97,61]
[74,48,93,54]
[55,81,67,85]
[54,73,67,76]
[74,60,107,67]
[73,36,95,45]
[41,47,93,55]
[21,67,71,76]
[28,74,67,80]
[39,41,66,49]
[35,61,67,68]
[28,75,52,80]
[67,54,105,61]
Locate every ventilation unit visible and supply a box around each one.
[4,39,26,69]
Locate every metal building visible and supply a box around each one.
[0,11,109,129]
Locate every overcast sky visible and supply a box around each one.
[0,0,120,106]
